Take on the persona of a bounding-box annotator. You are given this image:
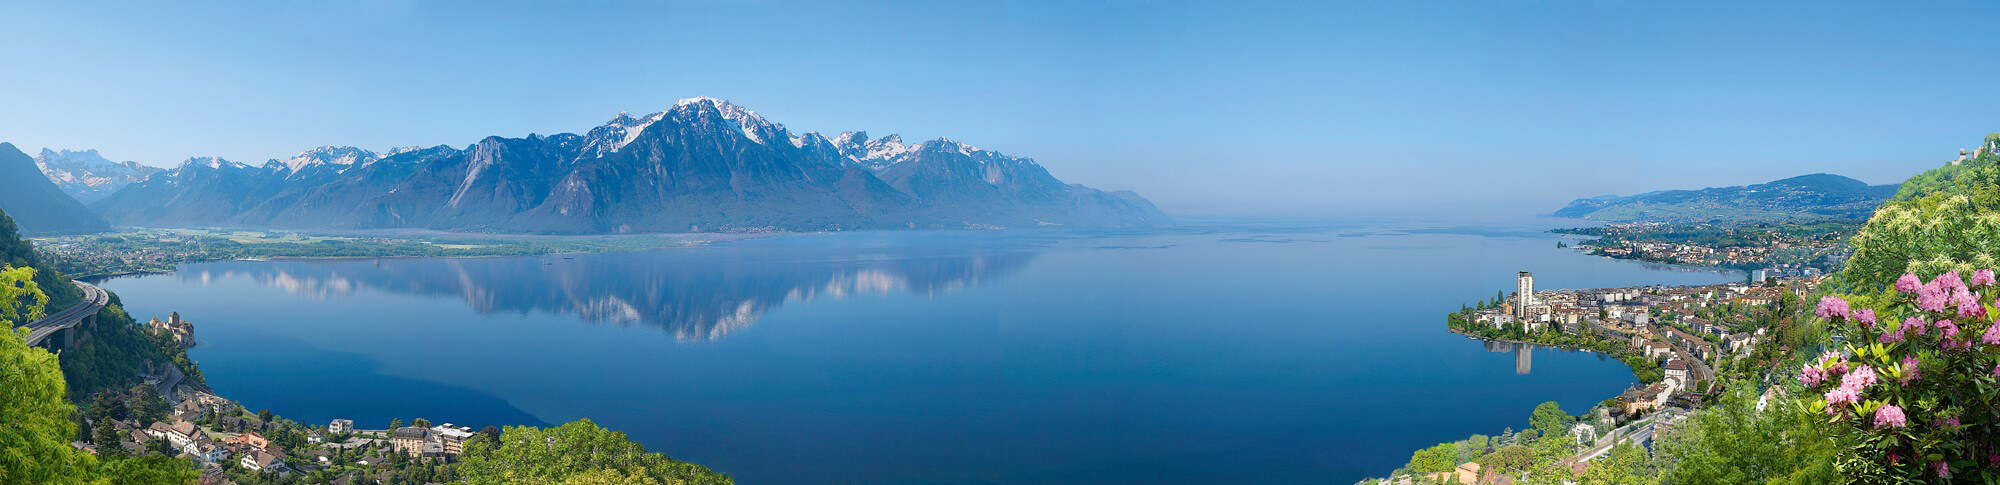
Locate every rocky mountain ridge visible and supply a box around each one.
[92,98,1169,233]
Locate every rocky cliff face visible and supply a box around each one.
[93,98,1168,233]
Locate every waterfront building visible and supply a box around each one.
[146,312,195,347]
[328,419,353,434]
[430,423,477,455]
[1515,271,1535,319]
[390,427,432,457]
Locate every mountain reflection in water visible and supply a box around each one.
[174,243,1037,341]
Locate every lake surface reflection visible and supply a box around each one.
[101,224,1738,483]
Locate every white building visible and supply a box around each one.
[1515,272,1535,319]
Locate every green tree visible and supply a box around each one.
[1839,136,2000,290]
[93,418,122,451]
[128,385,167,425]
[0,266,92,483]
[1577,443,1655,484]
[458,419,730,485]
[1659,383,1840,484]
[1528,401,1568,440]
[1404,442,1460,475]
[1480,444,1533,474]
[98,455,198,485]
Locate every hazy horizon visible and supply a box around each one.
[6,0,1996,220]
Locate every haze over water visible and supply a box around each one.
[101,222,1738,483]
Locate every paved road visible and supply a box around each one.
[21,281,109,347]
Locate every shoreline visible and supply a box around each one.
[1446,328,1650,385]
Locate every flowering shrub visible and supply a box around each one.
[1800,270,2000,481]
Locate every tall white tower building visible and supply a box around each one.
[1516,271,1535,319]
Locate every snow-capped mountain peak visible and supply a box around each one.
[179,156,248,170]
[833,133,920,169]
[87,95,1170,232]
[33,148,163,203]
[672,96,783,144]
[276,146,378,174]
[36,148,122,172]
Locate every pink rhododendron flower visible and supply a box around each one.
[1800,365,1827,387]
[1984,323,2000,346]
[1936,320,1959,342]
[1841,365,1877,391]
[1918,285,1950,312]
[1975,269,1997,286]
[1937,271,1966,291]
[1936,461,1950,479]
[1956,289,1987,318]
[1874,404,1907,428]
[1853,308,1877,326]
[1896,273,1923,293]
[1900,356,1920,383]
[1816,296,1850,319]
[1825,386,1859,407]
[1904,316,1928,337]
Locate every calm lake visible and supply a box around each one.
[100,221,1738,483]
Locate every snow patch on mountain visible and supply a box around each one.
[33,148,164,203]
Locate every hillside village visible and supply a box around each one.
[77,312,503,485]
[1425,271,1818,484]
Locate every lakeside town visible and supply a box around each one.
[1390,269,1817,484]
[74,312,506,484]
[1551,221,1857,276]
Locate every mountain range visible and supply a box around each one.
[1552,173,1899,223]
[34,149,162,204]
[88,97,1168,233]
[0,143,111,235]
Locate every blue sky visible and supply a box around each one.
[3,0,1997,219]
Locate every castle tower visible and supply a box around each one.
[1515,271,1535,319]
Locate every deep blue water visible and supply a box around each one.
[100,222,1737,483]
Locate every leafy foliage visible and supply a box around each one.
[58,298,172,401]
[1840,134,2000,291]
[0,268,89,483]
[458,419,731,485]
[1404,441,1463,474]
[1657,382,1841,483]
[1528,401,1569,440]
[0,266,197,484]
[0,209,81,308]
